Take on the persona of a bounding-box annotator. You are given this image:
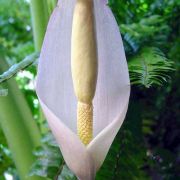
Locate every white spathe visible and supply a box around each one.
[36,0,130,179]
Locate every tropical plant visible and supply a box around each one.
[0,0,179,179]
[128,47,174,88]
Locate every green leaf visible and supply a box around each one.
[58,166,77,180]
[128,47,174,88]
[120,15,170,53]
[41,133,59,147]
[29,131,64,179]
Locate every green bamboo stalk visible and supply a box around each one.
[48,0,57,16]
[0,1,52,179]
[30,0,49,51]
[0,59,44,180]
[30,0,56,135]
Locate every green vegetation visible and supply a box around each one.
[0,0,179,179]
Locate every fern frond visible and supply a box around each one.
[121,15,170,53]
[29,130,77,179]
[29,131,64,179]
[128,47,174,88]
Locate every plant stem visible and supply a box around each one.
[30,0,49,51]
[54,161,65,180]
[47,0,57,17]
[0,53,39,83]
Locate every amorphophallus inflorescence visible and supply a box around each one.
[36,0,130,179]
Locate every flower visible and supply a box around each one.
[36,0,130,179]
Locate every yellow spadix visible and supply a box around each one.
[71,0,97,145]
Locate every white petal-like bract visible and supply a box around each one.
[36,0,130,179]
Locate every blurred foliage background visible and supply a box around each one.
[0,0,179,179]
